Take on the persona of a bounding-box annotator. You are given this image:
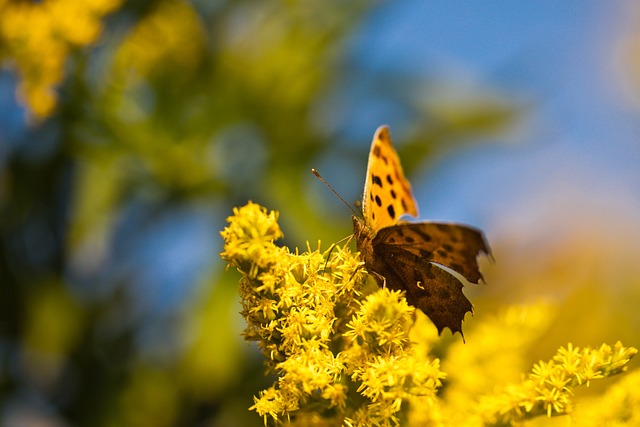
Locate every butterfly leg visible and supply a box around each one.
[345,262,365,284]
[370,270,387,288]
[320,243,338,275]
[320,235,355,275]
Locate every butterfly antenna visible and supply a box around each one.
[312,169,359,216]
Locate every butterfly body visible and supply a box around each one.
[354,126,490,337]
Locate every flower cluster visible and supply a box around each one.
[477,341,638,425]
[342,290,445,426]
[221,202,638,426]
[221,202,444,426]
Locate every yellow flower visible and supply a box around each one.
[221,202,638,426]
[0,0,122,119]
[476,341,637,425]
[221,202,444,426]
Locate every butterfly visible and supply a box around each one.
[352,125,491,338]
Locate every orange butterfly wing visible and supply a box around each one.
[362,125,419,230]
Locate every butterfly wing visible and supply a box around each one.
[362,125,418,230]
[370,222,490,335]
[354,125,491,337]
[369,243,472,336]
[373,222,491,284]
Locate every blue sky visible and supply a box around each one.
[348,1,640,240]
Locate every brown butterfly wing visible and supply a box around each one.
[367,222,490,336]
[373,222,491,284]
[353,125,491,337]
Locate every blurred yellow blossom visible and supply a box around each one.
[113,0,205,82]
[476,342,637,425]
[443,303,557,405]
[221,202,638,426]
[573,368,640,426]
[0,0,121,118]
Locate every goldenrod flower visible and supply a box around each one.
[476,341,637,425]
[221,202,445,425]
[221,202,638,426]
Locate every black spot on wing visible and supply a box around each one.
[439,287,450,300]
[387,204,396,219]
[373,145,381,158]
[372,174,383,187]
[413,228,432,243]
[375,195,382,207]
[424,263,435,279]
[450,262,462,272]
[413,268,422,284]
[419,249,433,259]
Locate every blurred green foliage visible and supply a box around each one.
[0,0,531,426]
